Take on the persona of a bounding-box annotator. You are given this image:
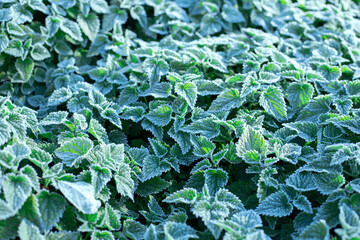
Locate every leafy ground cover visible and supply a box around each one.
[1,0,360,239]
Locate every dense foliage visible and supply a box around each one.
[1,0,360,239]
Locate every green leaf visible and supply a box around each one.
[204,168,228,196]
[256,191,293,217]
[164,188,198,204]
[318,64,341,80]
[0,215,21,239]
[293,195,312,214]
[41,111,68,125]
[0,8,12,22]
[164,222,198,240]
[300,220,329,240]
[31,45,51,61]
[123,219,146,240]
[168,128,192,154]
[77,13,100,42]
[297,95,332,122]
[101,108,122,129]
[20,166,40,192]
[0,199,15,220]
[144,224,157,240]
[114,163,135,200]
[60,18,83,41]
[37,190,66,232]
[88,67,109,81]
[283,122,319,142]
[88,119,109,144]
[120,106,145,122]
[236,126,267,159]
[91,230,115,240]
[313,173,345,195]
[91,165,112,195]
[29,147,52,167]
[208,89,243,112]
[58,181,101,214]
[145,104,172,127]
[18,194,42,230]
[0,119,10,146]
[45,231,80,240]
[190,135,215,157]
[181,117,220,139]
[18,219,45,240]
[48,88,73,107]
[286,171,317,192]
[338,204,360,229]
[6,113,26,139]
[55,137,93,167]
[286,82,314,109]
[2,173,32,212]
[90,0,109,13]
[4,39,23,57]
[15,58,34,82]
[136,177,171,197]
[149,138,168,158]
[142,155,171,181]
[260,86,287,121]
[104,203,121,231]
[175,82,197,108]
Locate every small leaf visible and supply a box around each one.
[181,117,220,139]
[164,188,198,204]
[142,155,171,181]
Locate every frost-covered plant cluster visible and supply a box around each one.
[1,0,360,239]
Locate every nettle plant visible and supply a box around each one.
[1,0,360,239]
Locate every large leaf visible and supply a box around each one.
[286,82,314,109]
[55,137,93,166]
[145,104,172,126]
[2,173,32,212]
[236,126,267,159]
[256,191,293,217]
[259,86,287,121]
[175,82,197,108]
[37,190,67,232]
[58,181,101,214]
